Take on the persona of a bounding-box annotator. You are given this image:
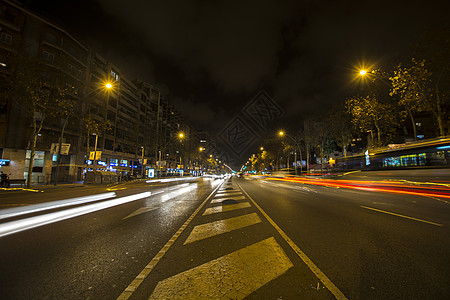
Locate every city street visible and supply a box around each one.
[0,171,449,299]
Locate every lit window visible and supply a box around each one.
[0,32,12,45]
[111,69,119,81]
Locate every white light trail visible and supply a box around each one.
[0,192,150,238]
[146,177,198,184]
[0,192,116,221]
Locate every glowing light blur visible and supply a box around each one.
[0,192,116,220]
[267,177,450,199]
[0,192,150,238]
[147,177,198,184]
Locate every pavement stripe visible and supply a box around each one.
[203,202,251,215]
[184,213,261,245]
[236,180,348,300]
[150,237,293,300]
[211,195,246,203]
[361,206,443,226]
[218,188,238,192]
[117,181,225,300]
[215,192,242,197]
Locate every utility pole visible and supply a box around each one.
[141,146,145,178]
[92,133,98,171]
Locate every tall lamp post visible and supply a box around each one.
[92,132,99,170]
[178,132,184,176]
[54,82,112,185]
[278,131,303,175]
[141,146,145,178]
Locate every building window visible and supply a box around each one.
[0,33,12,45]
[111,69,119,81]
[4,11,15,23]
[41,51,55,62]
[43,32,57,44]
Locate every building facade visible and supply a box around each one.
[0,0,202,183]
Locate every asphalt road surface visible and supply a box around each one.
[0,172,449,299]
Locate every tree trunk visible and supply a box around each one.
[54,118,69,185]
[434,85,445,136]
[408,108,417,141]
[27,117,43,187]
[27,132,37,188]
[320,142,324,174]
[306,142,310,174]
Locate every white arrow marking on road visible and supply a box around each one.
[123,206,159,220]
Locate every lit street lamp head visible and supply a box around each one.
[105,83,112,89]
[178,132,184,139]
[359,70,367,76]
[278,131,284,136]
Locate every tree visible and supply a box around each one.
[327,106,353,158]
[414,26,450,136]
[83,113,112,167]
[0,55,75,187]
[345,93,401,147]
[390,58,432,140]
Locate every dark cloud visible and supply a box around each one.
[97,0,297,94]
[30,0,450,139]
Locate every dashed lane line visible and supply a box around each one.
[361,205,443,226]
[116,180,225,300]
[149,237,293,300]
[235,180,348,300]
[203,202,251,215]
[183,213,261,245]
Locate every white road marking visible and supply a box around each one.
[203,202,251,215]
[236,180,348,300]
[214,192,242,198]
[210,195,246,203]
[361,206,443,226]
[116,180,225,300]
[122,206,159,220]
[184,213,261,245]
[150,237,293,300]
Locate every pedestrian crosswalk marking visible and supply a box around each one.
[203,202,251,215]
[215,192,242,197]
[210,195,246,203]
[150,237,293,300]
[183,213,261,245]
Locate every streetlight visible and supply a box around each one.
[278,130,303,175]
[358,69,392,88]
[54,82,113,185]
[178,132,185,176]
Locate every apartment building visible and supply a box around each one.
[0,0,196,183]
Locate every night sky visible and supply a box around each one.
[24,0,450,165]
